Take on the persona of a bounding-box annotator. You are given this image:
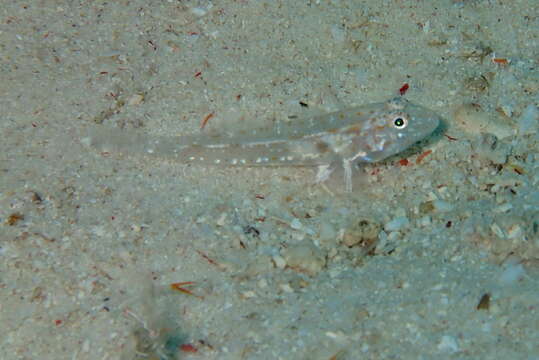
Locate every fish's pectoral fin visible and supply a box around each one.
[315,163,335,184]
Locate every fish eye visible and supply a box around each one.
[393,116,408,129]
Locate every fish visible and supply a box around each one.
[87,97,440,191]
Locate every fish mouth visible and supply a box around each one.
[425,115,441,134]
[413,106,442,136]
[402,112,441,150]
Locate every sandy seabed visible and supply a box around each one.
[1,1,538,359]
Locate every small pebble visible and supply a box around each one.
[191,7,207,16]
[273,255,286,269]
[290,218,303,230]
[506,224,523,239]
[490,223,505,238]
[493,203,512,213]
[342,219,381,248]
[318,221,337,244]
[384,216,409,232]
[499,103,513,117]
[241,290,257,299]
[257,278,268,288]
[499,262,526,285]
[283,242,326,276]
[127,93,144,106]
[437,335,459,353]
[418,215,432,227]
[517,104,539,135]
[330,25,346,43]
[432,200,454,213]
[216,212,227,226]
[279,283,294,293]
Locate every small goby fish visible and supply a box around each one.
[88,97,440,191]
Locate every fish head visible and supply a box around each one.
[358,97,441,162]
